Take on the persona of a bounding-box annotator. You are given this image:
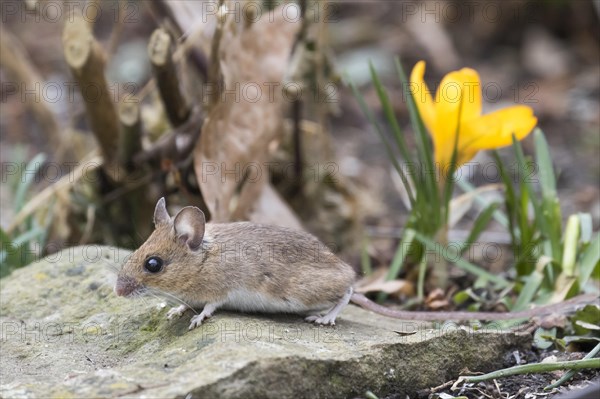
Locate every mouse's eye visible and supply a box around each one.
[144,256,164,273]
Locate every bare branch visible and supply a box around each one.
[62,12,120,179]
[148,28,191,127]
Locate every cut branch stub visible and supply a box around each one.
[118,99,142,171]
[62,12,120,181]
[148,28,190,127]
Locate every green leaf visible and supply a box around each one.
[563,336,600,345]
[578,234,600,286]
[578,213,593,244]
[512,256,552,311]
[453,290,471,306]
[533,327,557,350]
[14,153,47,213]
[460,202,500,256]
[0,220,46,278]
[561,215,579,276]
[534,128,556,198]
[571,304,600,336]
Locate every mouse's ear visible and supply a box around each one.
[154,197,171,227]
[173,206,206,251]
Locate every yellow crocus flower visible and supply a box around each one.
[410,61,538,169]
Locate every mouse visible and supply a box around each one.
[115,198,598,330]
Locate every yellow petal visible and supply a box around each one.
[429,67,482,168]
[461,105,537,153]
[409,61,436,135]
[433,67,482,142]
[434,135,477,168]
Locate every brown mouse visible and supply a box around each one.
[115,198,597,330]
[115,198,356,329]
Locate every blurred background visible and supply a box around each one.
[1,0,599,273]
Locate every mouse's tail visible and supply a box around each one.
[350,292,599,321]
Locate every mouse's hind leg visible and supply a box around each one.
[305,287,353,326]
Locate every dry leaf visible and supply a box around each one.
[356,279,413,296]
[194,4,301,222]
[356,267,414,297]
[390,166,413,210]
[425,287,450,310]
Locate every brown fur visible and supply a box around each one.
[116,204,356,315]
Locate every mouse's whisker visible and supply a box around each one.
[98,259,123,276]
[149,289,198,315]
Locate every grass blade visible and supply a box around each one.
[368,62,410,162]
[412,230,511,288]
[460,202,500,256]
[456,177,510,228]
[361,236,373,277]
[534,129,562,261]
[394,58,439,217]
[385,228,416,281]
[348,78,413,204]
[377,229,416,302]
[368,62,416,206]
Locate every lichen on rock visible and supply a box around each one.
[0,246,530,398]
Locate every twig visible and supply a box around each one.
[292,95,303,185]
[62,11,120,180]
[79,205,96,245]
[143,0,183,38]
[142,1,208,81]
[288,0,307,190]
[453,358,600,388]
[106,0,125,62]
[148,28,191,127]
[133,107,203,164]
[208,0,226,108]
[428,379,456,394]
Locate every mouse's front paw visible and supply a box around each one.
[188,303,219,330]
[167,305,187,319]
[188,313,210,329]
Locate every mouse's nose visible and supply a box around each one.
[114,276,139,297]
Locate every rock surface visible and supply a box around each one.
[0,246,530,398]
